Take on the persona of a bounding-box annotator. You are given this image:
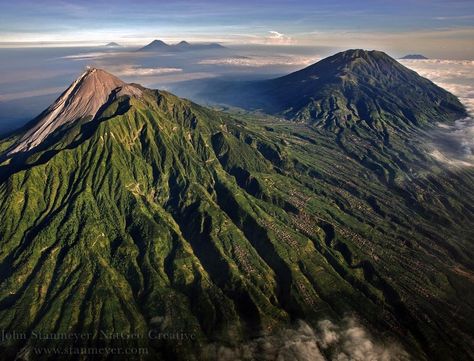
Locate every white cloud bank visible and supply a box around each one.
[203,318,410,361]
[401,59,474,167]
[199,55,318,67]
[109,65,183,77]
[0,86,65,102]
[61,52,113,60]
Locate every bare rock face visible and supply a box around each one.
[7,67,141,156]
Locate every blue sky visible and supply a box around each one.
[1,0,473,57]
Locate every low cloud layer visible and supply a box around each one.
[107,64,183,77]
[429,119,474,167]
[203,318,410,361]
[61,52,114,60]
[198,55,318,67]
[402,59,474,167]
[0,86,65,102]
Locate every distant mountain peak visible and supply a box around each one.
[138,39,226,52]
[137,39,170,51]
[149,39,168,46]
[104,42,121,48]
[6,68,141,156]
[208,42,224,46]
[400,54,429,60]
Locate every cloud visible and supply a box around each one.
[198,55,318,67]
[434,15,474,20]
[0,69,73,85]
[0,86,64,102]
[108,65,183,77]
[400,59,474,80]
[329,318,405,361]
[227,30,296,45]
[428,118,474,168]
[202,318,410,361]
[400,59,474,111]
[61,52,113,60]
[269,31,285,39]
[265,30,294,45]
[401,59,474,167]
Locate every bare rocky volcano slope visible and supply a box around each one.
[6,68,141,156]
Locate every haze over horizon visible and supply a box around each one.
[1,0,474,59]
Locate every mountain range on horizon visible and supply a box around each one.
[137,39,226,52]
[0,50,473,361]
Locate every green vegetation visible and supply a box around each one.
[0,53,473,360]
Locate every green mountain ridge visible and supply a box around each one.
[196,49,465,131]
[0,57,473,361]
